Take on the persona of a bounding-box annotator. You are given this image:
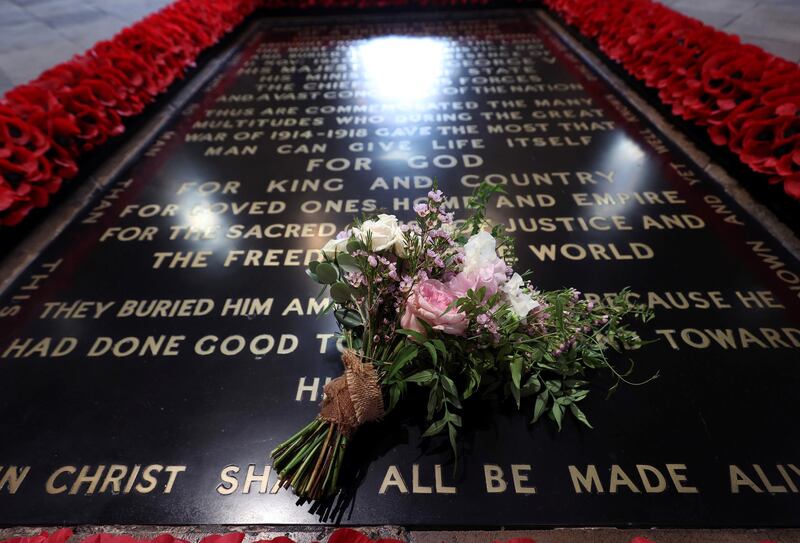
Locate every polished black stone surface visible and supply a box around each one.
[1,9,799,527]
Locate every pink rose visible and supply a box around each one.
[448,259,507,299]
[401,279,467,336]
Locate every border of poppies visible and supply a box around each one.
[0,0,521,228]
[542,0,800,201]
[0,0,262,227]
[2,0,799,228]
[0,528,781,543]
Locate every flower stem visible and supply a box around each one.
[271,417,349,500]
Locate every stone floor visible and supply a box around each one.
[663,0,800,62]
[0,0,172,93]
[0,0,798,95]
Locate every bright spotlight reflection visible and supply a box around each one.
[352,36,448,102]
[615,138,645,161]
[188,208,217,231]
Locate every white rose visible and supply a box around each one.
[355,214,404,254]
[463,231,504,275]
[501,273,540,318]
[394,233,409,258]
[321,236,349,259]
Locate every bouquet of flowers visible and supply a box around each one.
[271,183,654,500]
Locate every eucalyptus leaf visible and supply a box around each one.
[334,308,362,329]
[316,262,338,284]
[336,253,361,273]
[330,282,352,304]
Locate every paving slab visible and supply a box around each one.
[668,7,741,27]
[0,36,81,85]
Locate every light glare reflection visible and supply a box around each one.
[352,36,448,102]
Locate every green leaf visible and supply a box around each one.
[426,388,441,420]
[336,253,360,273]
[440,376,461,408]
[388,385,402,412]
[569,403,593,429]
[464,369,480,399]
[510,358,522,388]
[422,417,448,437]
[397,328,427,344]
[510,357,523,408]
[424,342,438,365]
[440,375,458,399]
[532,392,548,423]
[551,403,564,431]
[448,422,458,459]
[316,262,338,284]
[346,239,362,253]
[564,379,589,388]
[308,261,320,274]
[395,345,419,367]
[334,308,362,329]
[386,346,418,381]
[570,389,590,402]
[430,339,446,354]
[521,375,541,397]
[545,380,562,394]
[330,282,352,304]
[407,370,435,384]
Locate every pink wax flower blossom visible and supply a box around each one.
[413,202,429,216]
[346,271,366,288]
[438,211,454,224]
[428,189,443,202]
[401,279,467,336]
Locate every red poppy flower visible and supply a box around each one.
[546,0,800,200]
[0,0,264,226]
[0,181,16,212]
[0,105,50,158]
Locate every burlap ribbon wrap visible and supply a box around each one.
[319,349,384,436]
